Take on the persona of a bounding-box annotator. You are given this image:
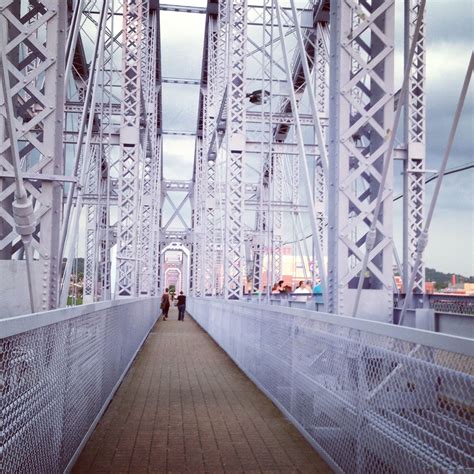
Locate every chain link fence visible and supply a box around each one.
[188,297,474,473]
[428,295,474,315]
[1,297,159,473]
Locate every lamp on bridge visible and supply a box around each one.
[246,89,270,105]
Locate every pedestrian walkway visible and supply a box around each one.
[73,307,331,473]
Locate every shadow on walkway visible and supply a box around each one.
[73,306,331,473]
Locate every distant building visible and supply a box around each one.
[425,282,435,294]
[463,283,474,295]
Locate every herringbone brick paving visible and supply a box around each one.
[73,307,331,473]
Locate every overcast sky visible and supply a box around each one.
[158,1,473,276]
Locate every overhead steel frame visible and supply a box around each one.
[328,0,395,321]
[403,0,426,296]
[0,0,66,314]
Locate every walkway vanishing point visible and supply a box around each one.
[73,307,330,473]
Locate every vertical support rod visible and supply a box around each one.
[275,0,327,303]
[400,54,473,324]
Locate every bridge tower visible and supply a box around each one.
[328,0,395,321]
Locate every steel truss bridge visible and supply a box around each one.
[0,0,473,472]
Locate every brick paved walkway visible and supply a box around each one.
[73,307,331,473]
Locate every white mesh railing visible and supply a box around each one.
[188,297,474,474]
[0,297,160,473]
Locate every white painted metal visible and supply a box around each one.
[328,0,395,321]
[403,0,426,295]
[275,0,327,299]
[138,8,162,296]
[0,0,66,314]
[117,0,144,297]
[351,0,426,318]
[223,0,247,299]
[189,297,474,473]
[1,297,160,472]
[400,54,473,324]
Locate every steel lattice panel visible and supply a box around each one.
[1,298,159,472]
[188,298,474,473]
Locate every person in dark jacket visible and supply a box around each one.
[177,291,186,321]
[161,288,171,320]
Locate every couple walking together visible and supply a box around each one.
[160,288,186,321]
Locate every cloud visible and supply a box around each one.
[162,83,200,131]
[162,135,196,180]
[160,11,205,79]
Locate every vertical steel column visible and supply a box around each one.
[83,146,100,304]
[203,3,227,296]
[117,0,143,297]
[137,0,152,294]
[138,5,161,296]
[328,0,395,321]
[192,135,205,296]
[251,0,275,295]
[403,0,426,295]
[223,0,246,299]
[272,153,283,282]
[96,0,121,301]
[152,135,162,295]
[97,156,111,300]
[314,24,329,268]
[0,0,66,313]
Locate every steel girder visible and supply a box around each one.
[223,0,247,300]
[116,0,144,296]
[191,136,205,296]
[314,23,329,270]
[137,7,162,296]
[403,0,426,295]
[203,12,220,297]
[328,0,395,321]
[0,0,66,315]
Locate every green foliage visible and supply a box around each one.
[67,296,83,306]
[62,257,84,274]
[425,267,474,290]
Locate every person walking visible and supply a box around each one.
[177,290,186,321]
[160,288,171,320]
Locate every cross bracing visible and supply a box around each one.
[1,4,473,472]
[0,0,472,323]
